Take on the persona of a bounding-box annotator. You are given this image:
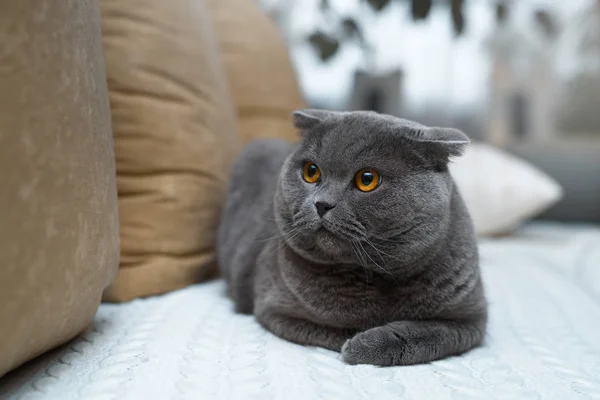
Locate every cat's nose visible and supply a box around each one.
[315,201,335,218]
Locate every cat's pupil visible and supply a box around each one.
[308,164,318,177]
[361,172,374,186]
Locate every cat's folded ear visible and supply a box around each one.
[405,126,470,163]
[418,127,470,156]
[291,109,332,131]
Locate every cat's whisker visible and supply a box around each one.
[254,218,296,242]
[357,241,397,282]
[261,229,299,257]
[351,241,363,266]
[354,240,447,293]
[324,221,365,242]
[365,238,404,263]
[372,223,422,244]
[254,231,286,242]
[256,224,299,245]
[278,229,302,251]
[364,241,402,285]
[351,241,371,285]
[364,240,448,291]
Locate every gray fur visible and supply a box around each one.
[217,109,487,366]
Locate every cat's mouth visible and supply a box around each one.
[316,226,338,239]
[284,213,365,257]
[285,222,358,263]
[320,220,365,242]
[316,224,361,247]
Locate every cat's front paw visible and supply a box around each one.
[341,327,407,366]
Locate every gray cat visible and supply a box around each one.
[217,109,487,366]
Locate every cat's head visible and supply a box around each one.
[274,109,470,269]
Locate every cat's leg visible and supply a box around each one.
[257,312,356,351]
[342,318,486,366]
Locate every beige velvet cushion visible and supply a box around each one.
[100,0,240,302]
[207,0,305,144]
[0,0,119,377]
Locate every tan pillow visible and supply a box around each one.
[0,0,119,377]
[101,0,240,302]
[207,0,305,144]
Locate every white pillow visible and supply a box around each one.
[449,143,563,236]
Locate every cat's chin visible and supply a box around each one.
[315,227,343,246]
[313,228,352,259]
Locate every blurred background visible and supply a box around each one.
[259,0,600,146]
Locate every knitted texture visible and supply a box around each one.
[2,223,599,400]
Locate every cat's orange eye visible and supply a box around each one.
[303,161,321,183]
[355,169,380,192]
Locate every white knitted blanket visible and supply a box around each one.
[2,223,600,400]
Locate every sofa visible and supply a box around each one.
[1,0,599,399]
[0,0,303,379]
